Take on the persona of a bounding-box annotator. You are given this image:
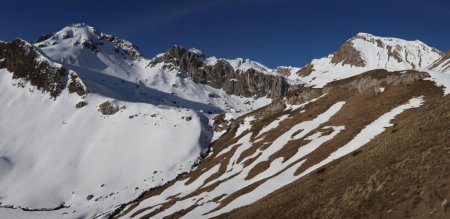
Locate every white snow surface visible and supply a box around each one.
[426,70,450,95]
[0,69,209,218]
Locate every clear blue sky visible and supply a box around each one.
[0,0,449,67]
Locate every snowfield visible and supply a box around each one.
[0,69,209,218]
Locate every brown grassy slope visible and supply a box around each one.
[112,70,445,219]
[217,94,450,219]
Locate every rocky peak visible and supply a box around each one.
[350,33,442,69]
[166,44,204,61]
[149,45,205,77]
[318,32,443,71]
[187,48,205,57]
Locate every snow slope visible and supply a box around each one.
[0,68,210,218]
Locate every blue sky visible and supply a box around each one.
[0,0,449,67]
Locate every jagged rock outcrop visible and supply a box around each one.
[98,33,142,59]
[0,39,68,98]
[34,33,54,44]
[67,73,86,96]
[150,45,290,98]
[331,40,366,67]
[75,101,88,109]
[297,63,315,76]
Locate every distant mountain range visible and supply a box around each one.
[0,23,449,218]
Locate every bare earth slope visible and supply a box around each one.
[114,69,450,218]
[221,81,450,219]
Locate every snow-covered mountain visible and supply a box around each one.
[278,32,446,88]
[0,35,212,218]
[1,24,450,219]
[33,23,279,114]
[0,23,283,218]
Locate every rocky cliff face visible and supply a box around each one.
[330,40,366,67]
[150,45,290,98]
[285,69,429,106]
[0,39,69,98]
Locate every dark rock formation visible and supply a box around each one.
[76,101,88,109]
[34,33,54,43]
[0,41,6,69]
[82,40,98,52]
[0,39,67,98]
[98,101,119,115]
[212,114,230,132]
[387,45,403,64]
[68,73,86,96]
[331,40,366,67]
[297,63,315,76]
[150,45,290,98]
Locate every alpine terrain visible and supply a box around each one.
[0,24,449,219]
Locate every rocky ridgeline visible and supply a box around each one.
[0,39,86,98]
[150,45,290,98]
[0,39,67,98]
